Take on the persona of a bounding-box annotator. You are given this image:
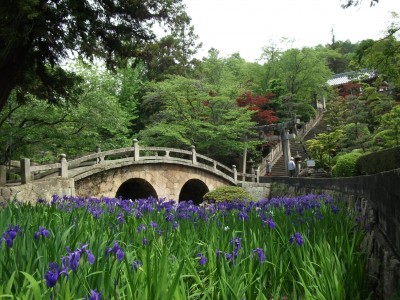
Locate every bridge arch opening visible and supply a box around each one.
[116,178,158,200]
[179,179,209,205]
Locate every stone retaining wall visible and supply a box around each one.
[0,178,75,205]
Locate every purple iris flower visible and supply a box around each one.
[77,244,96,265]
[330,205,339,214]
[36,198,46,204]
[2,225,22,248]
[172,221,179,230]
[106,241,125,261]
[289,232,304,246]
[225,252,234,263]
[116,249,125,261]
[264,218,276,229]
[70,252,81,270]
[88,207,103,219]
[230,237,242,252]
[44,262,68,288]
[3,234,13,248]
[63,244,95,271]
[142,238,148,246]
[116,213,125,224]
[86,289,102,300]
[165,213,175,222]
[150,221,158,229]
[197,253,207,266]
[132,260,143,271]
[34,226,49,240]
[86,250,95,264]
[136,224,146,233]
[238,211,248,221]
[252,248,266,263]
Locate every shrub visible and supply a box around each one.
[203,186,252,202]
[332,152,363,177]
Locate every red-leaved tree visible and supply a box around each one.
[236,92,279,125]
[338,82,362,98]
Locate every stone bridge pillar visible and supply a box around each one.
[133,139,139,161]
[191,145,197,164]
[21,158,31,184]
[59,154,68,178]
[0,165,6,186]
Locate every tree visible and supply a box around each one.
[323,40,357,74]
[358,86,396,132]
[276,47,332,101]
[276,93,316,123]
[196,51,255,99]
[0,64,132,164]
[374,105,400,147]
[351,13,400,93]
[324,97,347,129]
[0,0,190,112]
[236,92,279,125]
[112,63,144,133]
[258,41,284,94]
[137,24,202,81]
[306,130,345,170]
[339,123,372,152]
[137,75,258,166]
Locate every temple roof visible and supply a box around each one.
[327,69,377,86]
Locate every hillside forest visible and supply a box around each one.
[0,1,399,176]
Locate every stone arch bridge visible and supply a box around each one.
[1,140,261,204]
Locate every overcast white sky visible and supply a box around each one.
[183,0,400,62]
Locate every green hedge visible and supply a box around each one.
[356,146,400,174]
[332,152,363,177]
[203,186,252,202]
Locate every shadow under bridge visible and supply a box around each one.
[115,177,209,205]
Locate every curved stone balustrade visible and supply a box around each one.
[0,140,259,186]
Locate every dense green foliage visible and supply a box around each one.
[137,75,259,166]
[332,152,363,177]
[203,186,253,202]
[306,130,345,169]
[0,64,134,164]
[0,0,192,112]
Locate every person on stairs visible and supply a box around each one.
[288,157,296,177]
[266,160,272,176]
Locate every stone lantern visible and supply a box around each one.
[294,151,302,176]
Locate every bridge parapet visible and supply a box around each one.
[0,140,259,186]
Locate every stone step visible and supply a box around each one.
[269,116,328,177]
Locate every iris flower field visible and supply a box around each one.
[0,194,367,299]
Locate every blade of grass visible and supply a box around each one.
[20,271,41,300]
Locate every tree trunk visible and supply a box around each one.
[0,76,16,113]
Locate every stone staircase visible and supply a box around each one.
[269,116,328,177]
[270,139,310,176]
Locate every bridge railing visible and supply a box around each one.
[0,139,259,186]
